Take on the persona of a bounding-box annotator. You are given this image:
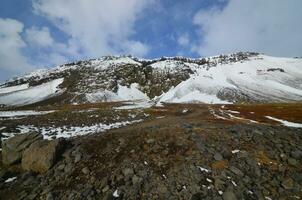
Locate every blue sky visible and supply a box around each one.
[0,0,301,82]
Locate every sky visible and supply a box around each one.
[0,0,302,82]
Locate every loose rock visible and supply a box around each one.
[229,166,244,176]
[123,168,134,177]
[214,152,223,161]
[82,167,90,175]
[282,178,294,190]
[288,158,298,166]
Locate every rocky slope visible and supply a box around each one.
[0,52,302,199]
[0,103,302,199]
[0,52,301,107]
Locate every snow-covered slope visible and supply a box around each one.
[0,53,301,107]
[85,83,149,102]
[0,83,29,94]
[158,55,302,103]
[0,78,65,106]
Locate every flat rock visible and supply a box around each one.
[132,175,143,185]
[74,153,82,163]
[123,168,134,177]
[291,150,302,159]
[57,163,65,171]
[223,190,237,200]
[229,166,244,176]
[288,158,298,166]
[282,178,294,189]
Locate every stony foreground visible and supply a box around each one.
[0,103,302,200]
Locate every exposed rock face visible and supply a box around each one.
[2,132,43,166]
[21,138,66,173]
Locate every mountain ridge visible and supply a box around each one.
[0,52,302,107]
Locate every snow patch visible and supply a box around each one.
[227,110,240,114]
[157,54,302,104]
[117,83,149,101]
[227,113,258,123]
[182,109,188,113]
[156,116,165,119]
[159,86,231,104]
[206,178,213,183]
[115,100,153,110]
[265,116,302,128]
[3,119,143,140]
[93,56,141,69]
[232,181,237,187]
[198,166,211,173]
[85,90,120,102]
[150,60,190,71]
[232,150,240,154]
[209,108,228,120]
[0,110,55,117]
[113,189,120,198]
[0,83,29,94]
[5,177,17,183]
[86,83,149,103]
[0,78,65,106]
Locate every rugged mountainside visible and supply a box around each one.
[0,52,301,107]
[0,52,302,200]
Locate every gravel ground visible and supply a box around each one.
[0,103,301,200]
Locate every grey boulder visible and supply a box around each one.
[2,132,43,166]
[22,138,65,173]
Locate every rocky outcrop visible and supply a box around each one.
[21,138,66,173]
[1,133,66,174]
[2,132,43,166]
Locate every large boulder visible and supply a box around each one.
[2,132,43,166]
[21,138,65,173]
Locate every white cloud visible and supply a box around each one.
[193,0,302,57]
[122,41,150,57]
[0,18,81,82]
[24,26,82,68]
[177,33,190,47]
[0,18,33,74]
[25,26,53,47]
[32,0,153,57]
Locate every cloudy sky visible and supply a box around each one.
[1,0,302,81]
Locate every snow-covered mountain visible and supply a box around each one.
[0,52,302,107]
